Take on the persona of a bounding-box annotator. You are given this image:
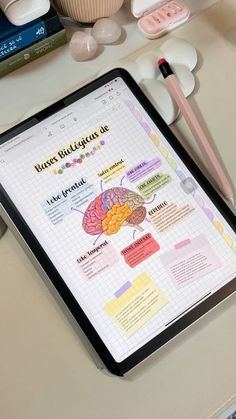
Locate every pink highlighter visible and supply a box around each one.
[131,0,190,39]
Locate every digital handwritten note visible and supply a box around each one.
[97,159,125,183]
[41,178,96,224]
[121,233,160,268]
[126,158,161,183]
[160,235,221,288]
[149,201,195,234]
[137,172,172,199]
[104,273,168,336]
[77,241,118,279]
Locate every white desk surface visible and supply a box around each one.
[0,1,236,418]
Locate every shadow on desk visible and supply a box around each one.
[126,291,236,381]
[199,0,236,50]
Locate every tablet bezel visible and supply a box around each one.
[0,68,235,376]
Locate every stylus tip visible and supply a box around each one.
[157,58,167,66]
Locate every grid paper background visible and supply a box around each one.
[1,90,236,362]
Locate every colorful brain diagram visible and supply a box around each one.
[82,187,147,236]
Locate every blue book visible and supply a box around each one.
[0,7,62,61]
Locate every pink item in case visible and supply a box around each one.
[136,1,190,39]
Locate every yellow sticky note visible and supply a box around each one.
[104,273,168,336]
[97,159,125,184]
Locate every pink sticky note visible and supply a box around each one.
[175,239,191,249]
[160,234,221,287]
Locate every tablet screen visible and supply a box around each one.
[0,74,235,364]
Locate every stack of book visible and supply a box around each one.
[0,6,67,77]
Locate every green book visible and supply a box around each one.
[0,29,67,77]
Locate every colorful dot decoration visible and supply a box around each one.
[52,140,105,175]
[125,99,236,254]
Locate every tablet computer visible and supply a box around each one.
[0,68,235,376]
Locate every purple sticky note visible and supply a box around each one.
[140,121,151,134]
[115,281,131,298]
[203,207,214,220]
[126,158,162,182]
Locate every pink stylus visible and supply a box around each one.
[157,58,235,205]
